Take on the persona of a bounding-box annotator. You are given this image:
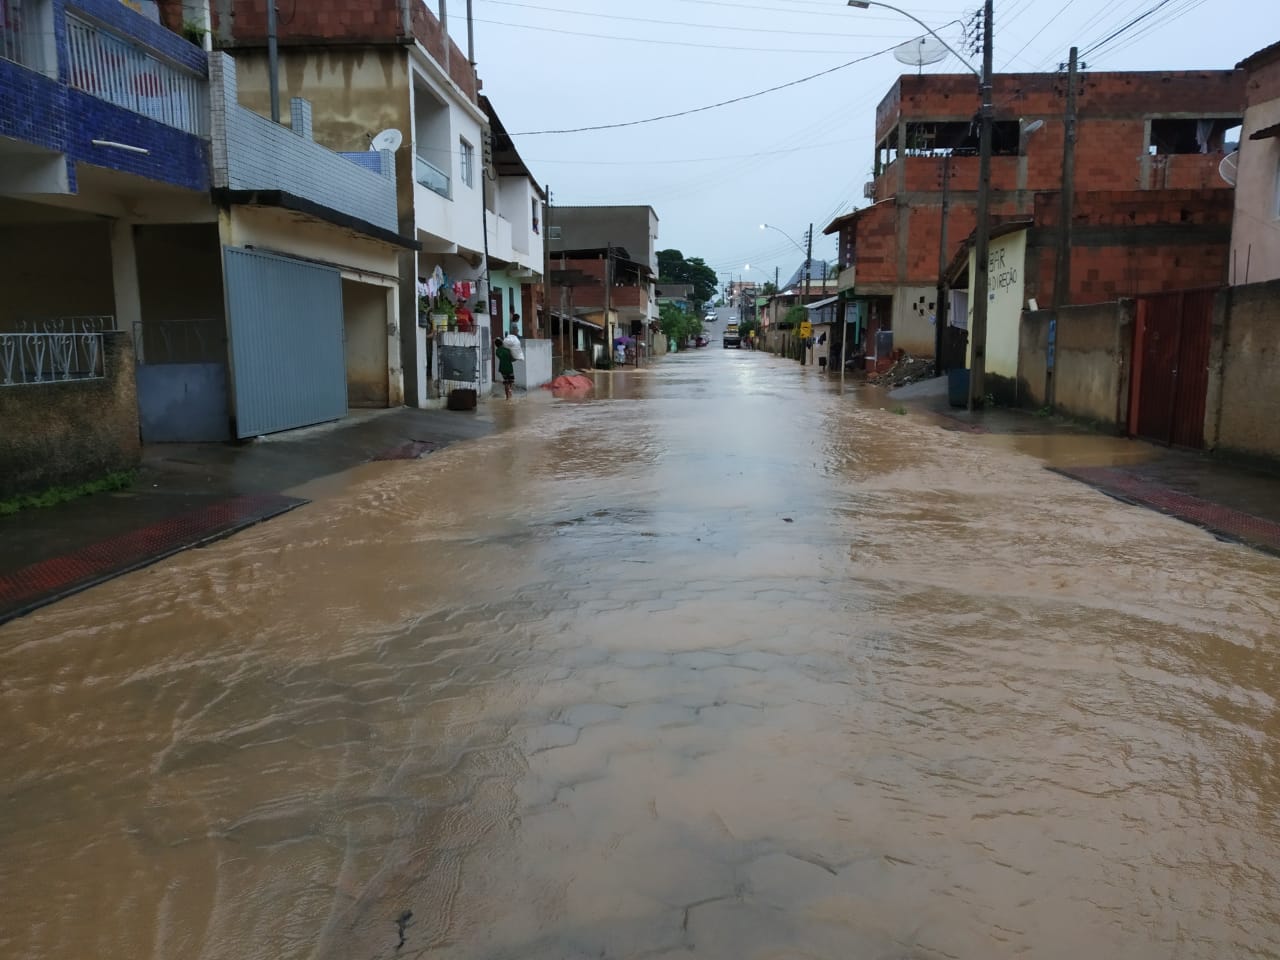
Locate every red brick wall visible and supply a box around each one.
[880,70,1243,139]
[215,0,404,43]
[551,259,645,310]
[851,203,898,285]
[212,0,478,103]
[1033,189,1232,304]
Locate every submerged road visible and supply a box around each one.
[2,348,1279,959]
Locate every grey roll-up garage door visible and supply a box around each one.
[223,246,347,438]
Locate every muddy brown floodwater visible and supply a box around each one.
[3,350,1280,960]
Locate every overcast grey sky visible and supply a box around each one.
[456,0,1272,291]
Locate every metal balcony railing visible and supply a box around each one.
[0,331,104,385]
[65,13,207,137]
[0,0,42,70]
[415,153,451,199]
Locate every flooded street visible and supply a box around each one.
[3,349,1280,959]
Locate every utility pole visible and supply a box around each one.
[968,0,993,411]
[801,223,813,366]
[1050,46,1079,408]
[542,184,553,350]
[604,243,613,367]
[934,154,952,377]
[266,0,279,122]
[465,0,475,64]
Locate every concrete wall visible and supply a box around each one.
[890,284,938,355]
[1018,300,1133,428]
[514,339,552,389]
[551,206,659,273]
[966,229,1027,390]
[0,222,115,328]
[1212,279,1280,460]
[0,332,140,497]
[1230,57,1280,285]
[208,54,399,234]
[342,279,390,407]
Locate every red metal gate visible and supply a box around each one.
[1128,289,1214,448]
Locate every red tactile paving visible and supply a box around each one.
[372,440,437,461]
[0,493,307,625]
[1053,466,1280,556]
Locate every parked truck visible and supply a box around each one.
[723,321,741,349]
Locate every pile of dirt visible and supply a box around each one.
[867,353,935,388]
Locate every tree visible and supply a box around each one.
[657,249,718,305]
[659,302,702,349]
[761,281,777,298]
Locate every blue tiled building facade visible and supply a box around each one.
[0,0,209,193]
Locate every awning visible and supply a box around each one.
[805,295,838,310]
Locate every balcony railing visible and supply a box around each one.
[65,13,207,137]
[0,0,44,71]
[1,331,104,386]
[415,154,451,199]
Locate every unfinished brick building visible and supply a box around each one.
[826,69,1246,364]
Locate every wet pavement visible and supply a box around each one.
[3,350,1280,959]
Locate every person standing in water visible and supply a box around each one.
[494,337,515,400]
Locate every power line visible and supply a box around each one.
[1000,0,1078,69]
[473,18,894,55]
[526,137,864,166]
[1086,0,1209,64]
[476,0,891,38]
[1079,0,1176,57]
[510,42,899,136]
[665,0,959,22]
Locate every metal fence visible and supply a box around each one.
[134,318,225,365]
[1,331,104,385]
[65,13,207,136]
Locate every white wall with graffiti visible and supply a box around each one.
[966,229,1027,381]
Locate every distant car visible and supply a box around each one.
[695,335,708,347]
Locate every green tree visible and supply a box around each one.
[659,302,702,349]
[657,249,718,305]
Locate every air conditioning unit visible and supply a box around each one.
[862,181,876,200]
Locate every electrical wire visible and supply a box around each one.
[475,0,893,39]
[1079,0,1176,58]
[472,18,894,55]
[1000,0,1078,69]
[509,42,900,136]
[525,138,864,167]
[1085,0,1207,62]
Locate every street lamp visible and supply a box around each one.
[759,223,806,255]
[846,1,978,77]
[849,0,992,411]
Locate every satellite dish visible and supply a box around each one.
[893,34,948,68]
[1218,149,1239,187]
[370,128,403,152]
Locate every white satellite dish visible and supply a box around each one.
[1218,149,1239,187]
[370,128,403,152]
[893,34,948,69]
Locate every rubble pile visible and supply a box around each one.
[867,353,935,388]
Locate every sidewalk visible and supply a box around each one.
[892,376,1280,555]
[0,406,499,623]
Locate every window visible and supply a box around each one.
[531,198,540,234]
[460,138,474,187]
